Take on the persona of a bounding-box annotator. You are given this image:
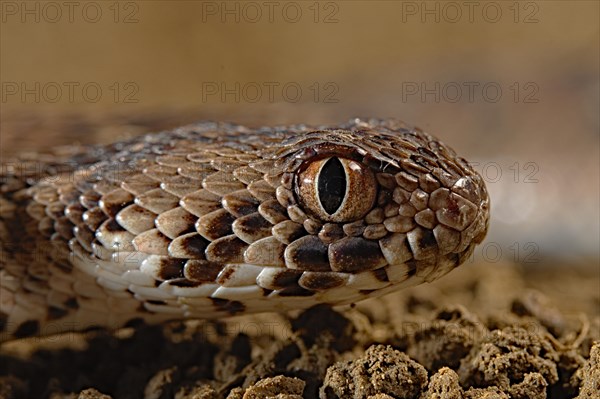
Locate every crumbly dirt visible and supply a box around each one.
[0,260,597,399]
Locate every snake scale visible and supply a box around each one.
[0,118,489,341]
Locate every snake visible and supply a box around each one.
[0,118,490,341]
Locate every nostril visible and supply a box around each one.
[452,176,482,204]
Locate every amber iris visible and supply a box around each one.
[296,157,377,223]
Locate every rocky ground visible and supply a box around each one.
[0,260,597,399]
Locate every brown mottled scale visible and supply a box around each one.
[0,118,490,340]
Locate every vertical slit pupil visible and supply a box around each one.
[318,158,346,215]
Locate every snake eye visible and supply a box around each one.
[296,157,377,223]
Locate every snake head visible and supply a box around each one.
[257,118,490,295]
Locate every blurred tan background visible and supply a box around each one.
[1,0,598,262]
